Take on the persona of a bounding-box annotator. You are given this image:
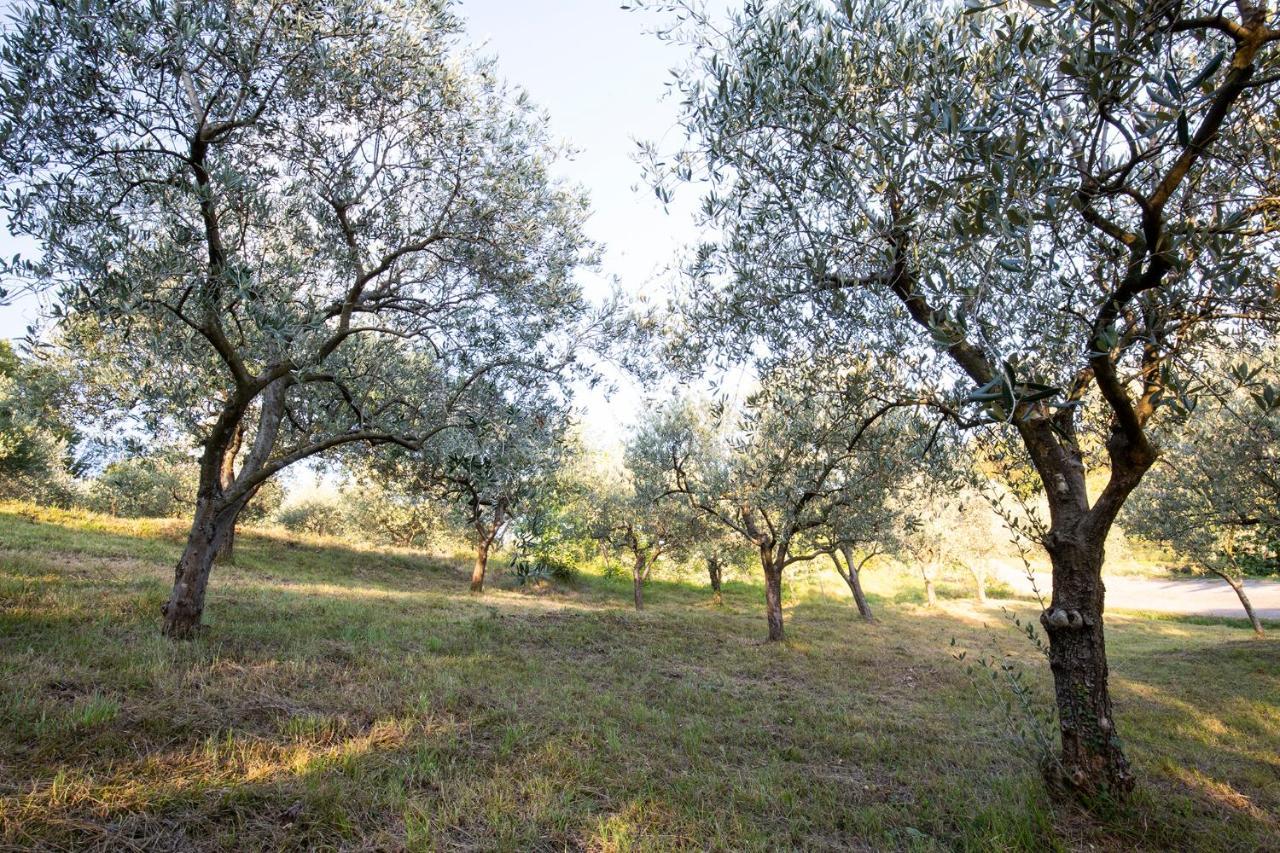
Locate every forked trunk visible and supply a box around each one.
[471,538,489,593]
[162,496,239,638]
[1040,537,1134,794]
[162,378,287,639]
[708,556,722,604]
[761,547,784,641]
[836,545,874,620]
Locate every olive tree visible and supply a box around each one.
[591,441,701,612]
[689,515,753,604]
[649,0,1280,792]
[377,390,572,593]
[895,480,1006,608]
[1125,353,1280,635]
[507,442,601,584]
[0,340,81,504]
[0,0,603,637]
[637,364,925,641]
[816,466,912,620]
[343,479,445,550]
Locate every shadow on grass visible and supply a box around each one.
[3,506,1278,850]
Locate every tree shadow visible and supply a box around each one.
[4,510,1278,850]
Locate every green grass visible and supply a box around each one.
[1,502,1277,851]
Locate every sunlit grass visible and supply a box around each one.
[0,503,1276,850]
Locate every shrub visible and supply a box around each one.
[88,452,195,518]
[274,497,351,538]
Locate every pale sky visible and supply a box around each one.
[460,1,706,444]
[0,1,707,443]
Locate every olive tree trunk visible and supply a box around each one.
[471,539,490,593]
[921,558,938,608]
[162,380,285,639]
[469,504,504,593]
[760,545,785,641]
[162,492,243,638]
[212,422,245,565]
[633,552,647,611]
[707,556,723,604]
[971,565,987,605]
[1039,535,1133,793]
[1210,568,1265,637]
[834,544,874,621]
[213,506,240,565]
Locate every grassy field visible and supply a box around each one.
[1,502,1277,851]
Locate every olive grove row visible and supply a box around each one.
[2,0,1277,801]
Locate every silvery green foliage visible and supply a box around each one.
[1125,348,1280,576]
[508,443,603,581]
[636,359,928,566]
[86,445,284,519]
[585,424,704,577]
[376,383,574,542]
[342,479,445,549]
[0,340,81,504]
[645,0,1279,449]
[0,0,605,498]
[894,475,1006,590]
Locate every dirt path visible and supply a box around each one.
[994,568,1280,619]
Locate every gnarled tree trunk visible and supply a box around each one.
[469,503,504,593]
[707,555,723,604]
[471,539,490,593]
[633,551,647,611]
[163,492,243,638]
[761,545,785,641]
[835,544,874,621]
[213,422,245,565]
[213,504,241,565]
[1040,534,1133,794]
[162,379,286,639]
[215,522,235,564]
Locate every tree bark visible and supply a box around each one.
[761,547,784,641]
[162,378,287,638]
[847,569,873,619]
[471,538,489,593]
[162,493,241,638]
[214,517,237,565]
[469,504,504,593]
[212,422,245,565]
[922,559,937,608]
[1213,570,1265,637]
[1040,536,1134,794]
[633,552,646,611]
[836,545,874,621]
[708,556,722,604]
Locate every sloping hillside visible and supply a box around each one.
[1,505,1276,851]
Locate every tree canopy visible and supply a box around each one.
[0,0,611,636]
[646,0,1280,793]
